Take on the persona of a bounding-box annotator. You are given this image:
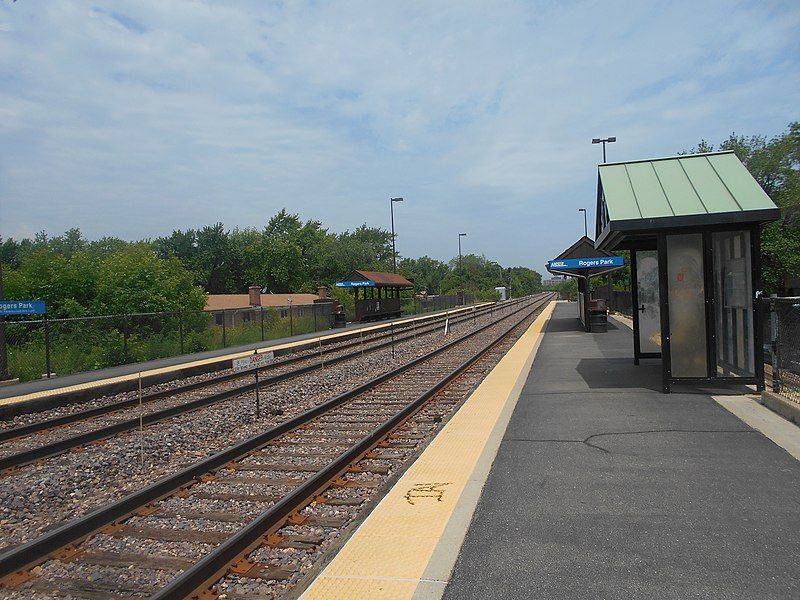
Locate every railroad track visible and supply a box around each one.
[0,298,529,474]
[0,293,554,599]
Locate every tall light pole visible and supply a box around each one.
[591,137,615,292]
[591,136,616,163]
[578,208,588,238]
[0,255,8,381]
[390,197,403,272]
[458,233,467,275]
[458,233,467,305]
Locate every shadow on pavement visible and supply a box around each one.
[576,357,663,392]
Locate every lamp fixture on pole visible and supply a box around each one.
[578,208,588,238]
[591,136,616,163]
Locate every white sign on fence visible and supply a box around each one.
[232,351,274,373]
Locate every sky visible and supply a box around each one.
[1,1,798,275]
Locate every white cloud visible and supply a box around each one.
[0,0,798,271]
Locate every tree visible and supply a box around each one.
[684,122,799,293]
[327,225,393,276]
[93,245,206,315]
[48,228,86,258]
[507,266,543,296]
[257,210,330,292]
[6,248,97,317]
[440,254,506,297]
[399,256,449,294]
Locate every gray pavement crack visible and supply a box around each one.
[507,428,757,454]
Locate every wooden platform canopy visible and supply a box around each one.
[335,270,414,321]
[594,150,780,392]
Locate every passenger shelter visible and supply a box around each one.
[595,150,780,392]
[546,236,625,331]
[335,270,414,322]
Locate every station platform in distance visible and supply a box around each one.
[0,304,488,414]
[301,301,800,600]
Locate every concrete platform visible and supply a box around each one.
[0,304,487,414]
[300,301,800,600]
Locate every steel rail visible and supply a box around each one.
[0,298,512,444]
[0,294,552,584]
[0,298,534,472]
[154,295,551,599]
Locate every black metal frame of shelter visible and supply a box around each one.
[596,191,777,394]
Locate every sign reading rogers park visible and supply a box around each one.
[0,300,47,315]
[548,256,624,270]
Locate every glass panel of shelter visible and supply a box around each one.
[666,233,708,378]
[712,230,754,377]
[634,250,661,354]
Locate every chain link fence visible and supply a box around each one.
[401,293,476,315]
[764,297,800,404]
[0,302,334,383]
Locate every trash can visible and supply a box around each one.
[588,299,607,333]
[333,312,347,328]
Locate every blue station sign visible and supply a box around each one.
[0,300,47,315]
[335,280,376,288]
[548,256,625,270]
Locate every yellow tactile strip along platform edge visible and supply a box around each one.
[301,300,556,600]
[0,303,493,407]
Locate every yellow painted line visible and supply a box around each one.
[0,304,493,408]
[301,301,555,600]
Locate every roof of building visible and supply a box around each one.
[595,151,780,249]
[336,270,414,288]
[205,293,319,311]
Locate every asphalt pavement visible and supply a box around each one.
[443,302,800,600]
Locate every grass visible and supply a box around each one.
[6,314,332,382]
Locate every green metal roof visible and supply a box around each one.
[595,151,780,249]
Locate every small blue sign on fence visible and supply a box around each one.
[548,256,625,270]
[0,300,47,315]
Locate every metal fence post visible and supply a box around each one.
[44,315,52,378]
[769,297,781,393]
[289,305,293,336]
[260,307,265,341]
[222,310,227,347]
[178,312,184,355]
[123,315,129,364]
[0,316,8,381]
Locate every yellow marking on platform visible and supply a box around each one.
[302,300,555,600]
[0,304,491,408]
